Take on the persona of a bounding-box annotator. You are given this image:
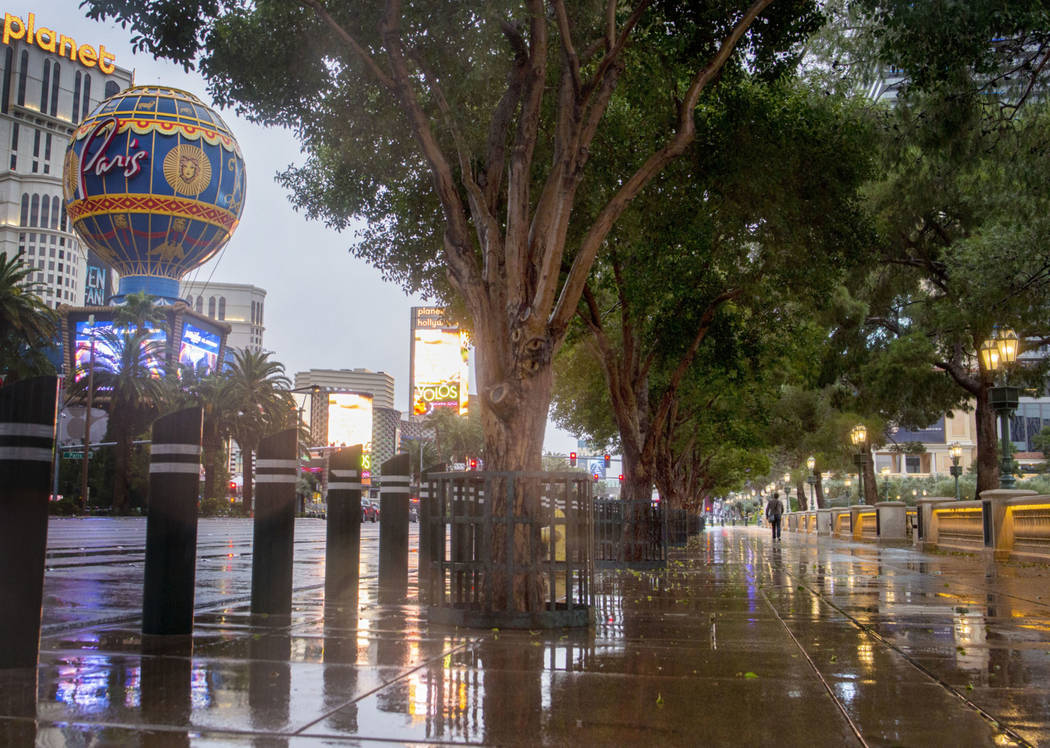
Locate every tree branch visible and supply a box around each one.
[549,0,775,336]
[300,0,395,90]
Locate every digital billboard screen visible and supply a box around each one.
[178,322,221,375]
[73,319,167,381]
[410,307,470,417]
[327,392,373,479]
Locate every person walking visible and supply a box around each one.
[766,492,783,541]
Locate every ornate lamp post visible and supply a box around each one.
[880,466,890,500]
[782,471,791,508]
[850,423,868,503]
[806,456,817,509]
[981,327,1020,489]
[949,442,963,500]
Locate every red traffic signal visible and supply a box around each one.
[604,454,611,468]
[469,458,478,471]
[618,474,624,482]
[569,451,577,467]
[593,473,600,482]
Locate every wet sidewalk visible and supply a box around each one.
[1,521,1049,745]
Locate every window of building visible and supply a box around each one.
[208,296,216,317]
[39,196,49,230]
[16,51,28,106]
[195,296,202,313]
[29,194,39,227]
[50,197,59,229]
[81,75,92,121]
[905,455,921,473]
[19,194,28,226]
[72,72,81,124]
[40,59,50,112]
[218,296,226,320]
[30,129,39,172]
[1,47,12,115]
[49,64,60,116]
[104,81,119,98]
[43,133,52,174]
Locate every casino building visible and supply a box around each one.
[0,13,133,308]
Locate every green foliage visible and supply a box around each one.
[424,407,484,464]
[0,251,58,380]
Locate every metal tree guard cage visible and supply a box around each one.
[422,471,595,629]
[593,498,667,569]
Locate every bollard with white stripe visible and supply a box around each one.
[417,462,445,602]
[142,407,203,636]
[378,453,411,602]
[325,444,363,613]
[0,376,59,669]
[251,429,299,617]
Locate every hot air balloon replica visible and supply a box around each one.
[60,85,246,379]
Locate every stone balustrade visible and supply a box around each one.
[781,489,1050,562]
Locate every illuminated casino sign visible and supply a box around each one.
[3,13,116,72]
[409,306,470,417]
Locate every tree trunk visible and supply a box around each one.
[202,431,226,501]
[862,453,878,505]
[112,423,131,515]
[479,364,552,613]
[795,479,809,510]
[815,475,826,509]
[242,448,255,516]
[975,384,999,494]
[621,450,654,563]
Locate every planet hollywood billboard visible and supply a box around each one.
[409,307,470,418]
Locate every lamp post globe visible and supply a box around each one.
[949,442,963,500]
[984,327,1021,489]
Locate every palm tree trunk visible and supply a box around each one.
[242,448,254,515]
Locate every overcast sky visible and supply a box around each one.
[25,0,578,454]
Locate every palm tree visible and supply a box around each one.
[112,291,166,331]
[70,327,166,513]
[162,363,235,502]
[226,349,292,514]
[0,251,58,380]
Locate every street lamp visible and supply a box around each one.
[880,466,890,500]
[949,442,963,500]
[982,327,1020,489]
[806,456,817,510]
[850,423,868,503]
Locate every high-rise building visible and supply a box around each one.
[294,369,398,484]
[294,369,395,410]
[0,16,133,308]
[180,280,266,354]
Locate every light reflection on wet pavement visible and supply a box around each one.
[1,519,1048,745]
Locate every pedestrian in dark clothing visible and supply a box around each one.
[766,492,783,541]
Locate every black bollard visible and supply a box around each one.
[0,376,58,669]
[325,444,363,613]
[378,453,411,602]
[142,407,203,636]
[251,429,298,617]
[417,462,445,602]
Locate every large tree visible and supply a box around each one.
[554,80,874,530]
[86,0,824,611]
[84,0,820,470]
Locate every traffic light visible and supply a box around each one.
[469,458,478,471]
[569,451,577,467]
[618,474,624,482]
[593,473,599,482]
[604,454,611,468]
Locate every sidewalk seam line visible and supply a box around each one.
[787,567,1034,748]
[759,587,869,748]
